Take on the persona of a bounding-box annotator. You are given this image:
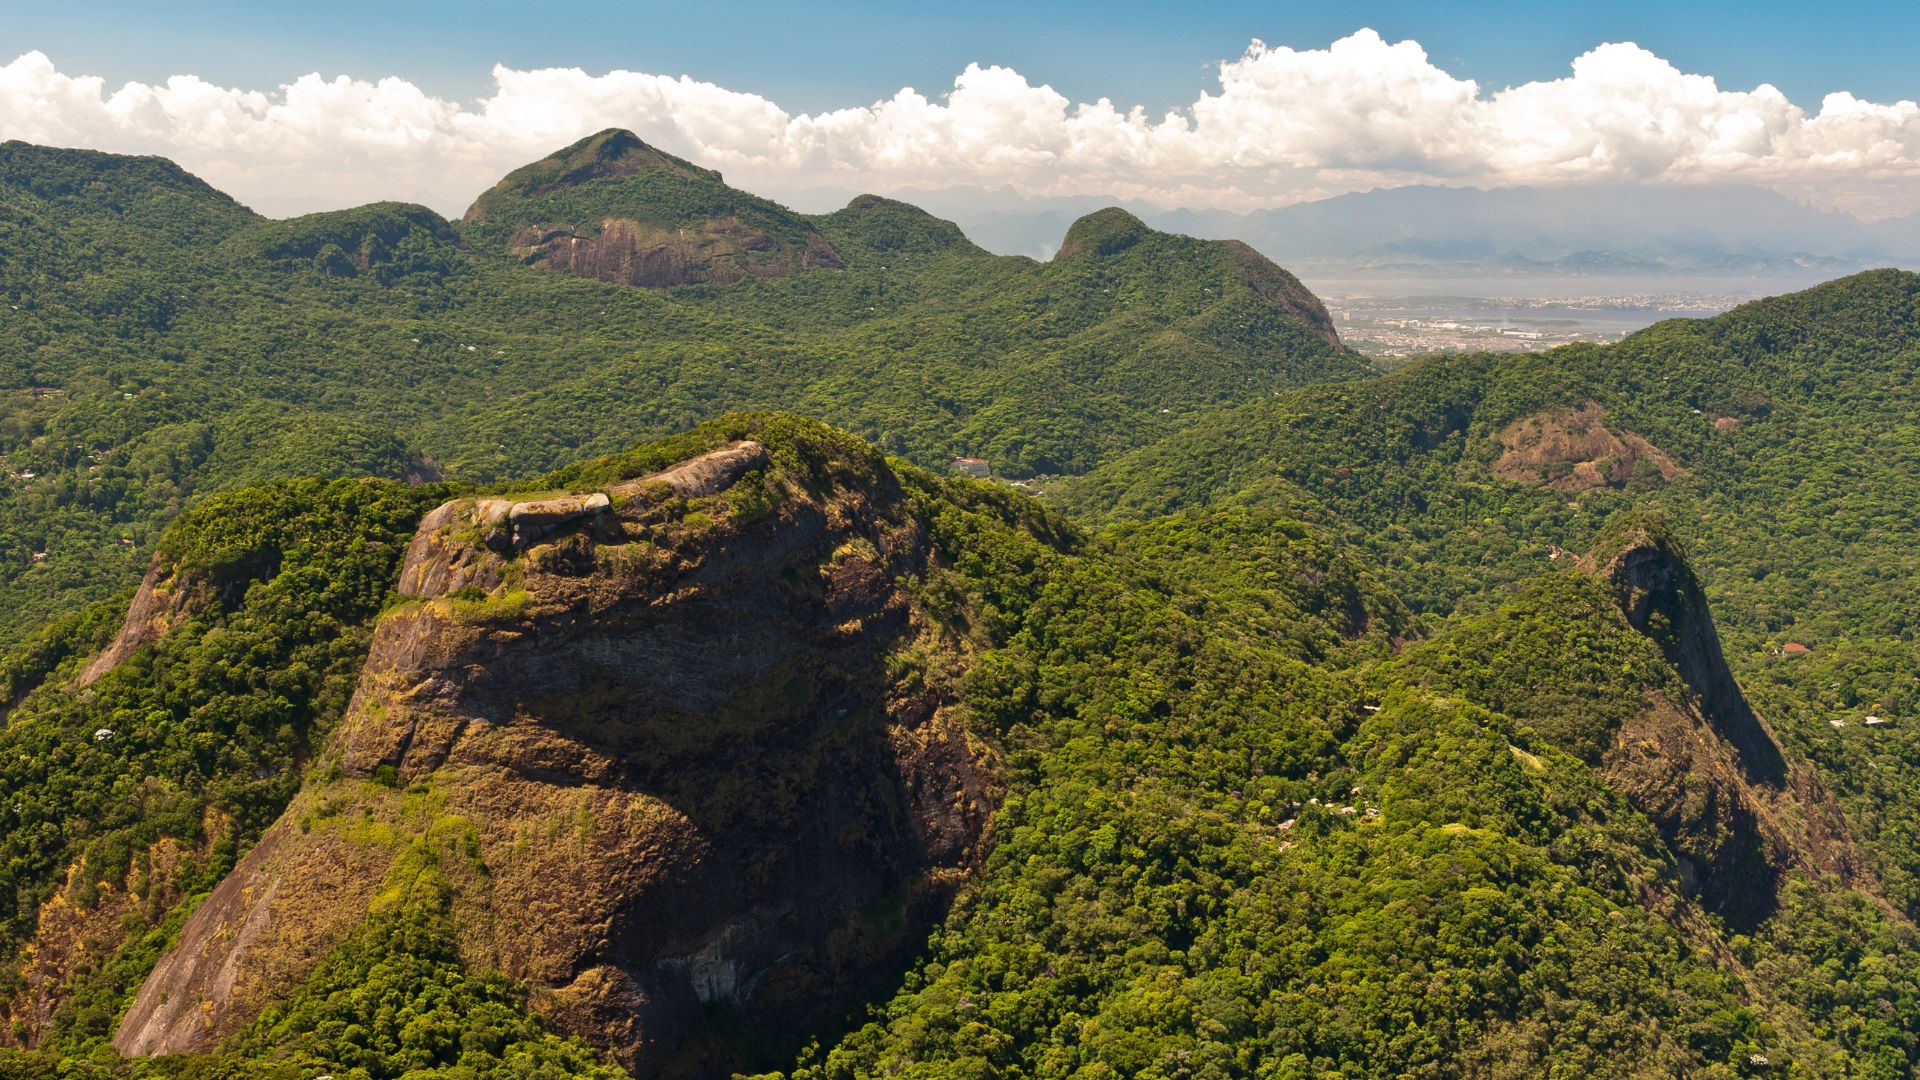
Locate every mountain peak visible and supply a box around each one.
[1057,207,1151,258]
[1051,206,1343,346]
[821,194,984,255]
[458,131,844,287]
[0,142,256,242]
[461,128,720,224]
[114,416,994,1070]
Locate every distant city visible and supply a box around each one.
[1317,290,1766,358]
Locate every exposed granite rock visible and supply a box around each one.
[116,438,996,1076]
[75,541,282,688]
[1583,516,1866,927]
[509,217,842,288]
[399,442,771,579]
[398,497,514,593]
[74,556,188,688]
[610,439,770,500]
[464,131,845,290]
[1494,403,1682,493]
[509,491,611,548]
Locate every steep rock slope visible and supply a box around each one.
[1389,514,1866,928]
[0,477,447,1050]
[1587,519,1863,924]
[116,422,996,1074]
[3,417,1920,1075]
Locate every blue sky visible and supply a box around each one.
[3,1,1917,220]
[4,0,1914,113]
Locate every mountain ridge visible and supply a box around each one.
[0,132,1362,649]
[7,133,1920,1078]
[850,179,1920,274]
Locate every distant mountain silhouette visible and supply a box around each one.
[837,182,1920,276]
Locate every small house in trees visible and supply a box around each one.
[952,457,991,478]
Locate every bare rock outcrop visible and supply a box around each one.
[1494,403,1682,493]
[1584,516,1866,926]
[74,556,191,688]
[115,436,996,1076]
[76,539,284,689]
[610,439,770,499]
[510,217,842,288]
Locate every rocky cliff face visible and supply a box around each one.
[73,556,189,688]
[75,540,284,688]
[509,216,844,288]
[1585,518,1864,926]
[116,437,997,1075]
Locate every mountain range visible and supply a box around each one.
[841,182,1920,277]
[0,128,1918,1078]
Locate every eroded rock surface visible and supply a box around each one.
[511,218,843,289]
[116,437,996,1076]
[74,556,190,688]
[1494,403,1682,493]
[1584,519,1864,926]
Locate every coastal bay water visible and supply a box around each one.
[1308,273,1837,356]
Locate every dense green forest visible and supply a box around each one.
[0,132,1361,646]
[2,135,1920,1078]
[3,415,1916,1077]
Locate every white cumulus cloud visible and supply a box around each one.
[2,30,1917,219]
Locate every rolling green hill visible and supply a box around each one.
[1066,268,1920,924]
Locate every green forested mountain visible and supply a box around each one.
[1067,267,1920,919]
[0,132,1362,648]
[1,135,1920,1079]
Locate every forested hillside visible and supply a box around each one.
[1068,267,1920,925]
[0,133,1362,647]
[1,415,1916,1078]
[3,132,1920,1079]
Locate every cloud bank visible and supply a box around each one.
[3,29,1917,219]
